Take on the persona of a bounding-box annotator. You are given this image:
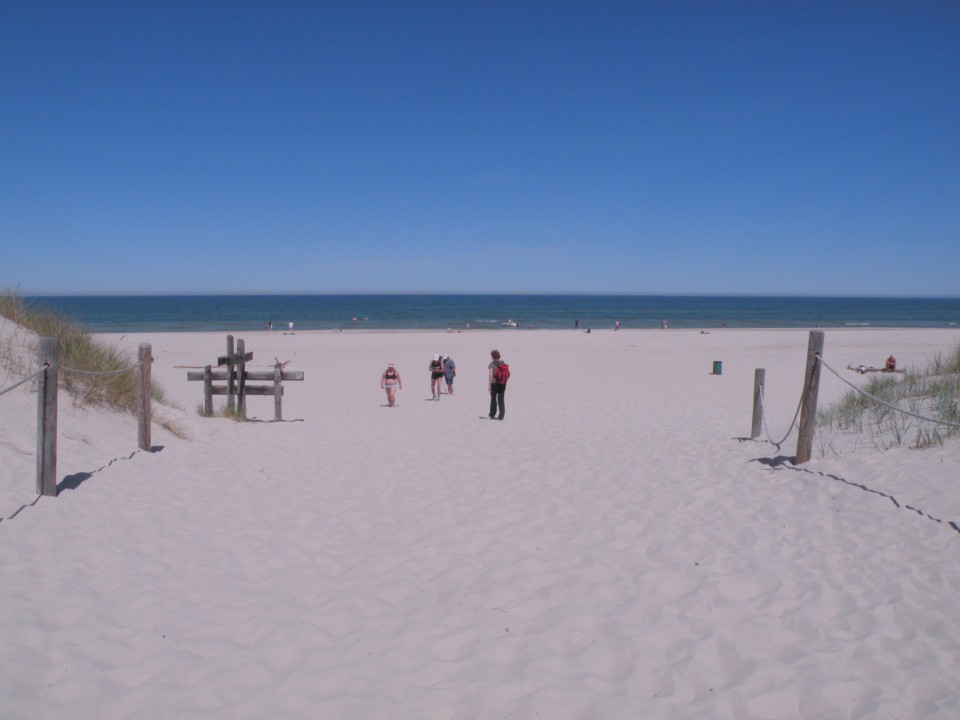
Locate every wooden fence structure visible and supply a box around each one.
[750,330,824,465]
[187,335,304,421]
[29,338,153,497]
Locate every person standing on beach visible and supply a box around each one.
[429,354,444,399]
[488,349,508,420]
[443,354,456,396]
[381,363,402,406]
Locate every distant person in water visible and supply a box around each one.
[381,363,401,407]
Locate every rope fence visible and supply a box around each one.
[60,362,142,378]
[749,333,958,537]
[0,339,153,502]
[757,382,803,449]
[0,368,45,399]
[751,331,959,464]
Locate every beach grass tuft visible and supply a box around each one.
[817,342,960,451]
[0,289,170,415]
[195,401,244,421]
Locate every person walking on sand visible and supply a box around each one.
[488,349,509,420]
[429,354,444,399]
[443,354,456,396]
[381,363,402,407]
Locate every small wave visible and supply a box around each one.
[844,322,871,326]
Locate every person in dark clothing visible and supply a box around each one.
[429,354,444,400]
[488,349,507,420]
[442,354,456,396]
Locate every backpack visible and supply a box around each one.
[495,362,510,385]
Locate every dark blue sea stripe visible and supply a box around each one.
[24,294,960,334]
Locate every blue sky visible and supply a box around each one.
[2,1,958,296]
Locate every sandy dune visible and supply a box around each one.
[2,324,958,719]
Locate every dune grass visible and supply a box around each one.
[817,343,960,452]
[0,290,169,415]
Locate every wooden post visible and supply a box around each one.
[751,368,765,439]
[203,365,213,416]
[795,331,825,464]
[237,338,247,421]
[36,337,58,497]
[273,363,283,421]
[225,335,236,413]
[137,343,152,451]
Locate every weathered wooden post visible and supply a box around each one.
[203,365,213,416]
[137,343,152,451]
[36,337,58,497]
[225,335,236,413]
[236,338,247,421]
[273,363,283,421]
[795,331,825,464]
[751,368,765,439]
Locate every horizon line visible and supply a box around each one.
[19,291,960,300]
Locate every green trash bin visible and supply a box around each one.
[713,360,723,375]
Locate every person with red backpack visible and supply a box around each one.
[487,349,510,420]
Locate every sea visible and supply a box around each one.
[21,295,960,334]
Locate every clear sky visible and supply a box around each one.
[2,1,958,296]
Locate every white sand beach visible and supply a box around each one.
[2,324,959,719]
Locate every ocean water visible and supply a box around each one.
[22,294,960,333]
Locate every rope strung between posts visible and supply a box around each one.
[818,355,960,429]
[1,361,141,399]
[0,368,45,399]
[60,361,141,377]
[758,381,804,449]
